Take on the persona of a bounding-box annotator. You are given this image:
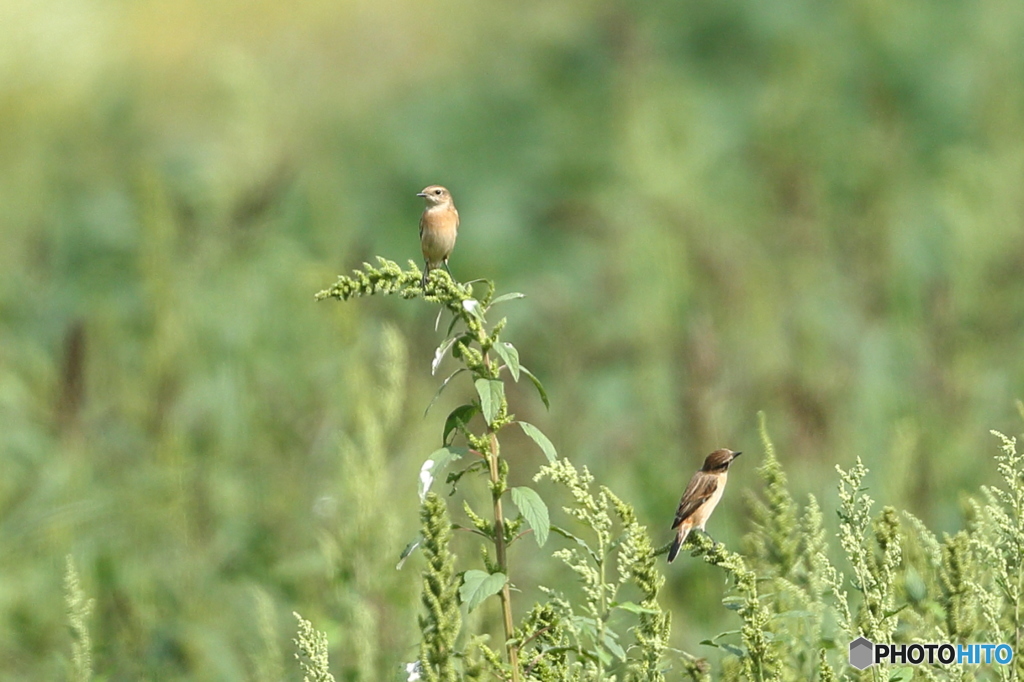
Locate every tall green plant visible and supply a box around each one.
[317,259,674,680]
[316,258,1024,681]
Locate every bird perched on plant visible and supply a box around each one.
[417,185,459,287]
[667,449,742,562]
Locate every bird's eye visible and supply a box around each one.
[435,189,443,195]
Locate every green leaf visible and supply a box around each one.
[518,422,557,463]
[459,570,506,612]
[395,535,422,570]
[462,298,485,322]
[602,631,626,661]
[714,629,742,641]
[510,487,550,547]
[443,404,478,445]
[720,643,747,657]
[520,366,550,409]
[432,337,458,375]
[492,342,520,381]
[427,446,468,473]
[475,378,505,426]
[419,448,468,501]
[611,601,659,615]
[444,313,460,339]
[425,368,467,416]
[551,526,599,564]
[571,615,598,638]
[489,292,526,307]
[721,596,746,611]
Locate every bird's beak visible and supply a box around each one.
[732,451,742,459]
[416,192,427,197]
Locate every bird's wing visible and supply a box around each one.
[419,212,425,240]
[671,473,718,529]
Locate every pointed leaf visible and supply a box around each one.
[489,292,526,307]
[396,535,423,570]
[427,446,468,473]
[572,616,598,638]
[519,366,550,409]
[551,526,600,563]
[493,342,520,382]
[511,487,550,547]
[459,570,506,612]
[418,448,468,501]
[443,404,478,445]
[720,643,747,658]
[425,368,467,416]
[517,422,557,462]
[418,460,435,502]
[602,631,626,661]
[444,313,460,339]
[474,378,504,426]
[432,337,458,375]
[612,601,659,615]
[722,596,746,611]
[462,299,484,322]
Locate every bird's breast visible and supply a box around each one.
[420,206,459,263]
[691,473,727,530]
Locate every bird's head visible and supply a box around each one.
[701,449,741,472]
[417,185,452,207]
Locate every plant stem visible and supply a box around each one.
[596,529,607,679]
[487,430,521,681]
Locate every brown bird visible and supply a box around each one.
[417,185,459,287]
[667,449,742,562]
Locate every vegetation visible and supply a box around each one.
[4,0,1024,679]
[316,261,672,680]
[309,261,1024,680]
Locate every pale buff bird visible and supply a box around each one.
[417,185,459,287]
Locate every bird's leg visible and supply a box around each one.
[442,259,453,279]
[421,261,431,288]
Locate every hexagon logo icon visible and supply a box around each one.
[849,637,875,670]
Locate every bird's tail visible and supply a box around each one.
[667,537,682,563]
[667,527,690,563]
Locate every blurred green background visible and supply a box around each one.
[2,0,1024,678]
